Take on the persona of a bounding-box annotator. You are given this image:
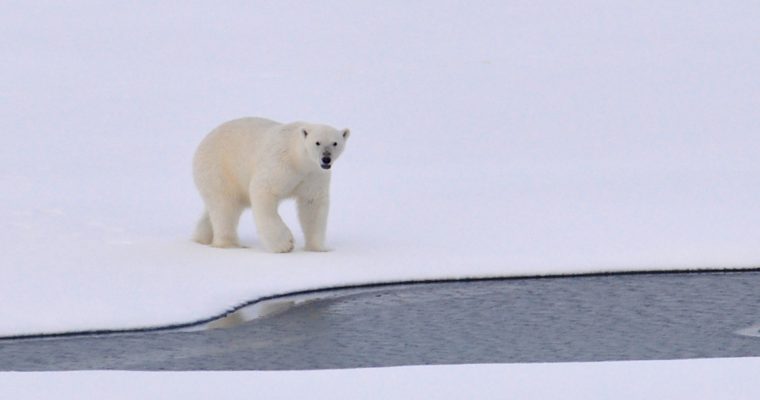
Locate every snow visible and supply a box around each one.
[2,1,759,337]
[2,357,760,399]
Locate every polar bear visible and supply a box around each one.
[192,117,349,253]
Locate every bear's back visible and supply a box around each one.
[194,117,289,195]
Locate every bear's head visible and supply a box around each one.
[301,125,350,170]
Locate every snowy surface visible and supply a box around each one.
[2,1,759,336]
[3,357,760,399]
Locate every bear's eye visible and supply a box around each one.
[333,142,338,146]
[315,142,320,146]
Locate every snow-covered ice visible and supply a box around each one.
[1,1,759,338]
[3,358,760,399]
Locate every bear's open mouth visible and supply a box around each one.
[321,164,331,170]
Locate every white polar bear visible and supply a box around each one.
[192,117,349,253]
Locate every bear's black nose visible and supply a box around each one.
[322,157,331,164]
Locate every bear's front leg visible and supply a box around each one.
[250,190,294,253]
[298,194,329,252]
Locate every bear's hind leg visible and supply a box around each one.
[193,211,213,245]
[208,203,244,248]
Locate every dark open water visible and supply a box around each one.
[2,271,760,370]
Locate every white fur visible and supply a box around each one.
[193,117,349,253]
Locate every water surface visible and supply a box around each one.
[2,271,760,370]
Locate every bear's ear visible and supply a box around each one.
[342,128,350,139]
[302,129,308,138]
